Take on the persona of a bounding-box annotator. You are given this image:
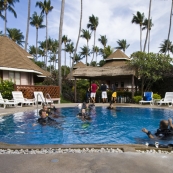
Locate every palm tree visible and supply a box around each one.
[143,0,152,52]
[80,45,90,65]
[100,45,114,59]
[73,0,83,72]
[91,45,99,63]
[142,18,153,53]
[0,1,5,21]
[132,11,145,51]
[7,28,24,46]
[25,0,31,51]
[30,12,45,61]
[36,0,53,69]
[87,14,99,62]
[159,39,172,54]
[65,42,74,68]
[73,53,82,64]
[28,45,37,59]
[2,0,19,36]
[115,39,130,52]
[62,35,71,76]
[58,0,65,94]
[165,0,173,55]
[98,35,107,48]
[39,40,46,63]
[80,29,91,47]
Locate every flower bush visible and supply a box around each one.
[0,79,14,99]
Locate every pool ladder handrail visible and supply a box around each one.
[36,93,53,116]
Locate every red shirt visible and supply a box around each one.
[91,83,97,93]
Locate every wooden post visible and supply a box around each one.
[132,75,134,98]
[74,78,76,102]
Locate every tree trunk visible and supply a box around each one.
[140,25,142,51]
[45,13,48,69]
[165,0,173,55]
[36,28,38,61]
[58,0,65,94]
[25,0,31,51]
[71,0,82,78]
[143,0,152,52]
[4,7,7,36]
[148,29,151,54]
[64,43,66,76]
[93,30,96,60]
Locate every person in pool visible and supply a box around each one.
[77,102,92,121]
[107,100,116,109]
[142,118,173,139]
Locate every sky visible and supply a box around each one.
[0,0,172,66]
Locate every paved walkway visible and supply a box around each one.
[0,103,173,173]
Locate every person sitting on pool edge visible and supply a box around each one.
[142,118,173,139]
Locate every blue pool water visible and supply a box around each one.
[0,107,173,145]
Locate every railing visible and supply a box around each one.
[14,84,60,99]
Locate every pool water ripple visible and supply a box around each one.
[0,107,173,145]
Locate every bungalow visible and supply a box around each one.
[0,35,50,85]
[72,49,138,101]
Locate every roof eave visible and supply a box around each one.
[0,67,42,74]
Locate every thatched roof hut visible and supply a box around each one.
[0,35,50,77]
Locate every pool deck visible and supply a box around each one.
[0,103,173,173]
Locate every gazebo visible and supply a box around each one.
[72,49,138,102]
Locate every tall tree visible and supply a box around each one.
[142,18,153,53]
[159,39,172,55]
[72,0,83,73]
[2,0,19,36]
[28,45,37,59]
[98,35,107,48]
[64,42,74,68]
[25,0,31,51]
[58,0,65,94]
[80,29,91,48]
[91,45,99,63]
[80,45,90,65]
[30,12,45,61]
[165,0,173,55]
[115,39,130,52]
[0,1,5,21]
[62,35,71,76]
[7,28,24,46]
[100,45,114,59]
[36,0,53,68]
[39,40,46,63]
[87,14,99,62]
[143,0,152,52]
[132,11,145,51]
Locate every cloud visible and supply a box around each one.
[2,0,172,65]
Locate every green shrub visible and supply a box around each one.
[133,96,142,103]
[153,93,161,100]
[0,79,14,99]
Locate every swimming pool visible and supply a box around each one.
[0,107,173,145]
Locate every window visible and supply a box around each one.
[121,82,124,88]
[9,71,21,85]
[115,82,118,88]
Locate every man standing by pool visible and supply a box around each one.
[90,81,98,104]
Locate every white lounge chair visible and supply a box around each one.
[0,93,17,109]
[34,91,53,105]
[12,91,35,107]
[139,92,153,105]
[156,92,173,107]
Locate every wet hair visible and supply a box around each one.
[160,120,169,129]
[39,109,46,116]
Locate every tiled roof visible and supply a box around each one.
[0,36,50,76]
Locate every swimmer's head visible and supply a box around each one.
[159,120,169,129]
